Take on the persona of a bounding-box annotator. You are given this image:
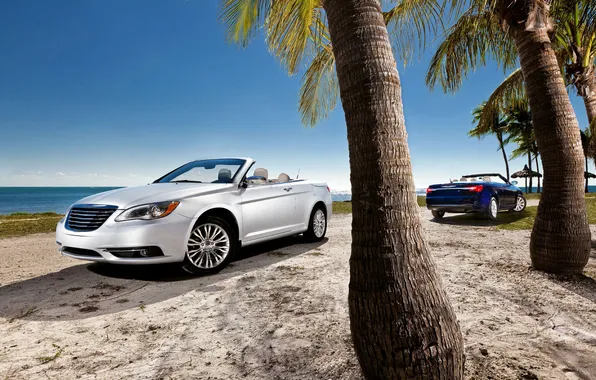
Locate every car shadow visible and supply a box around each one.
[0,236,328,322]
[429,211,531,227]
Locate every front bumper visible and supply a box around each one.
[55,212,192,265]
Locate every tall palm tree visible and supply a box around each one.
[426,0,591,274]
[503,103,538,192]
[219,1,465,378]
[581,129,591,192]
[469,102,511,179]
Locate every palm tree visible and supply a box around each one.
[503,103,539,193]
[470,102,511,180]
[581,129,591,192]
[219,1,465,378]
[439,1,596,161]
[426,0,591,274]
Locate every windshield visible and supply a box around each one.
[155,159,246,184]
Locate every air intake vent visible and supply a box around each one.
[66,205,118,232]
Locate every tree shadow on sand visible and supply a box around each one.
[0,236,327,322]
[428,211,531,227]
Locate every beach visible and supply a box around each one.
[1,208,595,380]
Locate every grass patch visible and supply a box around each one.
[0,212,63,239]
[494,198,596,230]
[333,197,426,214]
[332,202,352,214]
[37,344,65,364]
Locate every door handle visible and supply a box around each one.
[283,187,292,191]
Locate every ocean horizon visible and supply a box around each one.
[0,186,583,215]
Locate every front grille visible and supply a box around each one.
[62,247,102,257]
[66,205,118,232]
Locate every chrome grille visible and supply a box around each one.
[66,205,118,232]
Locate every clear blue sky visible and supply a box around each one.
[0,0,592,190]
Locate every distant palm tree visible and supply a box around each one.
[469,102,511,180]
[503,103,538,193]
[425,0,591,274]
[219,0,465,377]
[581,129,592,192]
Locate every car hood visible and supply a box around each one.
[72,183,233,209]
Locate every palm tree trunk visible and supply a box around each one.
[497,132,510,180]
[323,0,464,377]
[527,153,533,193]
[535,154,541,193]
[509,7,590,274]
[586,156,589,193]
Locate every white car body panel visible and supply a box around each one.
[55,158,332,264]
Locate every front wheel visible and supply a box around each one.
[511,194,526,212]
[304,206,327,242]
[485,197,499,220]
[181,216,238,276]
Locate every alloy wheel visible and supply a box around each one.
[186,223,231,269]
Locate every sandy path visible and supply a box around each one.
[0,210,595,380]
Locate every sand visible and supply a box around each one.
[0,209,595,380]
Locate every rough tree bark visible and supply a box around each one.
[501,0,591,274]
[322,0,465,378]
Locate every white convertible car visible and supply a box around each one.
[56,158,332,275]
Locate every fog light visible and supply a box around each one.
[139,249,148,257]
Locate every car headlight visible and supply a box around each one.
[115,201,180,222]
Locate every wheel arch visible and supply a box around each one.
[186,205,241,244]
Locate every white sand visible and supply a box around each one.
[1,209,595,380]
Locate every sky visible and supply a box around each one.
[0,0,593,191]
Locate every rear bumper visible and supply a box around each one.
[426,204,484,213]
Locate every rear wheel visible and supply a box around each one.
[485,197,499,220]
[304,205,327,242]
[431,210,445,219]
[181,216,238,276]
[511,194,526,212]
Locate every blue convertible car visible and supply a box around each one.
[426,173,526,220]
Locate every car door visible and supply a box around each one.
[240,182,296,242]
[287,180,313,230]
[495,183,514,208]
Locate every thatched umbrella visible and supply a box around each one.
[512,165,543,193]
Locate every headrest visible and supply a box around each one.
[218,169,232,181]
[254,168,268,180]
[277,173,290,183]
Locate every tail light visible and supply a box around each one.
[467,185,484,193]
[326,186,330,192]
[426,188,435,194]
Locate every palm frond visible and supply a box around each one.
[219,0,271,47]
[265,0,321,75]
[426,7,518,93]
[384,0,446,65]
[477,68,525,134]
[298,44,338,127]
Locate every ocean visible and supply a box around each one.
[1,186,591,215]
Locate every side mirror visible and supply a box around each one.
[239,180,248,189]
[511,180,518,186]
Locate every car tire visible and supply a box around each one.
[510,194,526,212]
[304,205,327,242]
[432,210,445,219]
[181,216,239,276]
[486,197,499,220]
